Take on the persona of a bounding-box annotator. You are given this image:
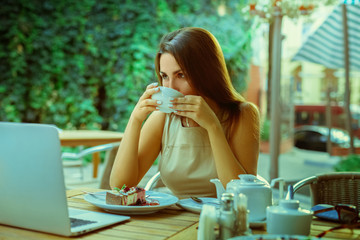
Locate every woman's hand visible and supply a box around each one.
[171,95,220,130]
[131,83,161,124]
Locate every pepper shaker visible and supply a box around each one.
[219,192,236,240]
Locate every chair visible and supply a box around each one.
[62,142,120,187]
[144,171,161,191]
[143,171,175,196]
[286,172,360,209]
[62,147,86,180]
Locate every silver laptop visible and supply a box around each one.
[0,122,129,236]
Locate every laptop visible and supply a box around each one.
[0,122,130,236]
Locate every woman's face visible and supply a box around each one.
[159,53,197,96]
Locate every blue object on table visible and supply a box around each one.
[311,204,340,222]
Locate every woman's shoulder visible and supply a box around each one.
[233,101,260,135]
[230,101,260,140]
[239,101,260,120]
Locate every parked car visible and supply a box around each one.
[294,104,360,138]
[294,125,360,152]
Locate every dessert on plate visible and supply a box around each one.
[106,185,146,206]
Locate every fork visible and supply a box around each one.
[191,196,220,206]
[81,190,106,196]
[191,196,203,203]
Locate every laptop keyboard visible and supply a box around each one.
[70,217,97,228]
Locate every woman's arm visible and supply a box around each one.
[172,96,260,186]
[109,84,166,188]
[209,102,260,185]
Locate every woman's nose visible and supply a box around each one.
[168,80,179,91]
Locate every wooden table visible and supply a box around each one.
[59,130,123,178]
[252,217,360,239]
[1,188,359,239]
[0,188,199,240]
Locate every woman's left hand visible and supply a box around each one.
[171,95,220,130]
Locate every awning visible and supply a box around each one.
[292,4,360,71]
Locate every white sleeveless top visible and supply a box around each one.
[158,114,218,199]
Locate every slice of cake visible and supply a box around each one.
[106,185,146,206]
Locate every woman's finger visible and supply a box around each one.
[146,82,159,89]
[172,103,194,112]
[141,84,160,99]
[171,95,202,112]
[172,95,199,104]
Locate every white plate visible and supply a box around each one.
[177,197,220,213]
[84,191,178,215]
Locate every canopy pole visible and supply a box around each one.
[326,86,332,155]
[269,12,283,180]
[342,4,355,154]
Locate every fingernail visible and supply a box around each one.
[157,100,162,104]
[169,97,174,101]
[156,107,160,110]
[168,103,173,107]
[152,82,158,86]
[154,87,159,91]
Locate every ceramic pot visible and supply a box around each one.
[266,199,312,235]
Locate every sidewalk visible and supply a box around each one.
[258,147,340,183]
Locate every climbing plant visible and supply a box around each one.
[0,0,253,131]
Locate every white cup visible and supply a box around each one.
[151,86,184,113]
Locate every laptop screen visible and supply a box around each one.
[0,122,71,235]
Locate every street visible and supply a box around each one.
[258,147,341,183]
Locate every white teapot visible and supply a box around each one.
[210,174,284,222]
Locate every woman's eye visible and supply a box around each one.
[177,73,185,79]
[161,75,168,80]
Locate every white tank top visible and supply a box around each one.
[159,114,218,199]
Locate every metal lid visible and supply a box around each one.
[221,192,234,211]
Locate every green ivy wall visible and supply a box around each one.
[0,0,253,131]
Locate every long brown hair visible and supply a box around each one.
[155,27,246,137]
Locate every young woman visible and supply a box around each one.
[110,27,260,198]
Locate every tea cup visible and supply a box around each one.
[151,86,184,113]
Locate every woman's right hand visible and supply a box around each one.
[130,82,161,124]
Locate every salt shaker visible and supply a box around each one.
[235,193,250,235]
[219,192,236,240]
